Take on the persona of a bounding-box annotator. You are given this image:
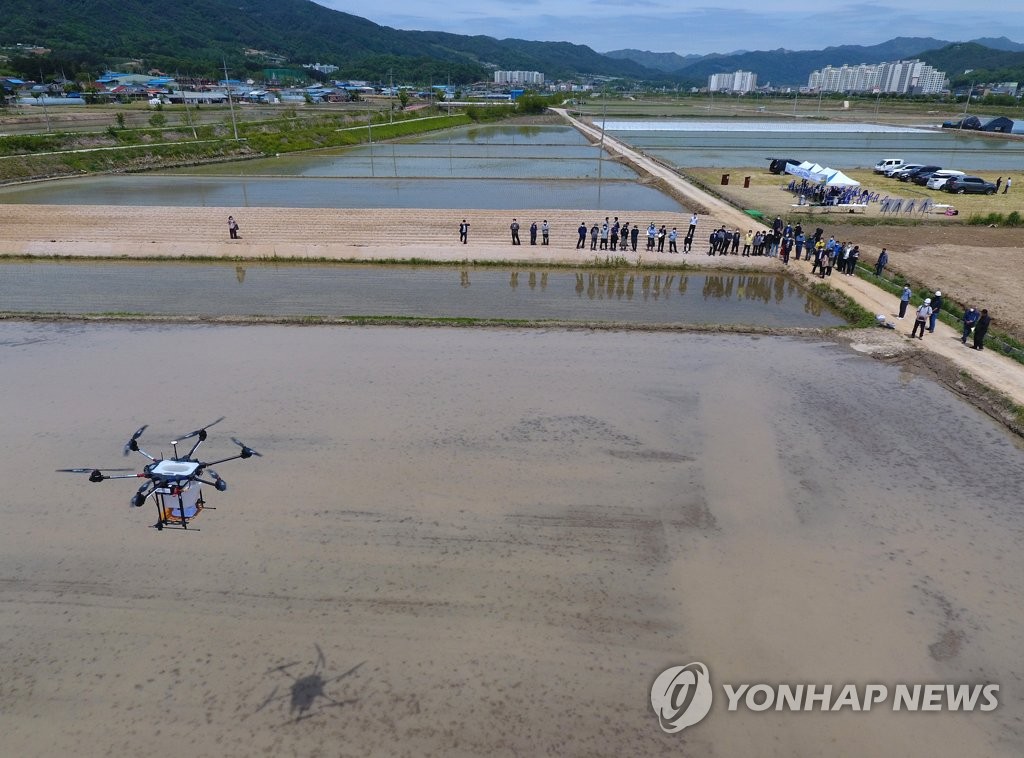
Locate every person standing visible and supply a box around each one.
[590,223,599,250]
[529,221,538,245]
[743,229,753,256]
[577,222,587,249]
[1004,177,1012,194]
[682,227,693,253]
[688,213,698,237]
[541,220,549,245]
[620,223,630,251]
[227,215,240,239]
[600,218,609,250]
[647,222,657,251]
[973,309,991,349]
[875,248,888,277]
[630,224,640,252]
[928,290,943,332]
[912,298,932,339]
[610,219,619,250]
[898,285,912,319]
[995,177,1002,193]
[961,306,980,344]
[510,218,520,245]
[668,227,678,253]
[459,219,470,244]
[656,225,666,252]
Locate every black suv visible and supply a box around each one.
[945,176,998,195]
[769,158,801,174]
[898,165,941,182]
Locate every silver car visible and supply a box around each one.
[926,170,965,190]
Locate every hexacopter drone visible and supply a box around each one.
[58,417,261,531]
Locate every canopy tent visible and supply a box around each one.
[821,170,860,187]
[786,161,861,187]
[785,161,830,182]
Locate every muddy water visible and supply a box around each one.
[1,323,1021,756]
[0,263,844,327]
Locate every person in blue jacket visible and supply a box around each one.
[961,306,980,344]
[875,248,889,277]
[898,285,912,319]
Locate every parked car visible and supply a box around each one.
[926,170,966,190]
[913,171,942,185]
[887,163,923,178]
[945,176,998,194]
[898,165,941,182]
[874,158,905,174]
[769,157,801,174]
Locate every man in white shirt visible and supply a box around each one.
[911,298,932,339]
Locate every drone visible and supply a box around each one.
[57,417,262,531]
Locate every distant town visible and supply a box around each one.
[0,41,1019,110]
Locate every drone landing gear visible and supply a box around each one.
[152,485,214,532]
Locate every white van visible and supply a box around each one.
[874,158,905,174]
[926,170,966,190]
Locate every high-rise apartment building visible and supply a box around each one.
[808,59,946,94]
[494,71,545,85]
[708,70,757,93]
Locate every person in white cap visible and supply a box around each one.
[928,290,943,332]
[912,298,933,339]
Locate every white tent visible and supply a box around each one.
[822,170,860,187]
[785,161,829,181]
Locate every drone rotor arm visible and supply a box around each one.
[131,480,156,508]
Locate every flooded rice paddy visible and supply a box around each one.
[3,117,1024,756]
[0,124,677,210]
[0,262,843,326]
[604,119,1024,170]
[1,324,1022,756]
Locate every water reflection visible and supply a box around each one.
[0,262,843,327]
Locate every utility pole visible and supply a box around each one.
[596,99,606,197]
[222,58,239,141]
[389,69,394,124]
[38,67,51,132]
[367,110,374,177]
[960,81,974,130]
[177,70,198,139]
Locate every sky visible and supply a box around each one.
[314,1,1023,58]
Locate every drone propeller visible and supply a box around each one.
[231,437,263,458]
[208,469,228,492]
[57,467,134,474]
[123,424,148,456]
[130,481,154,508]
[57,467,135,483]
[177,416,226,442]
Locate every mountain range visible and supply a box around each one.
[607,36,1024,85]
[1,0,1022,87]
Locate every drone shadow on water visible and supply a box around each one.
[256,643,365,727]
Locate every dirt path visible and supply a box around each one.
[0,204,769,266]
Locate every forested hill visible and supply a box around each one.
[0,0,660,82]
